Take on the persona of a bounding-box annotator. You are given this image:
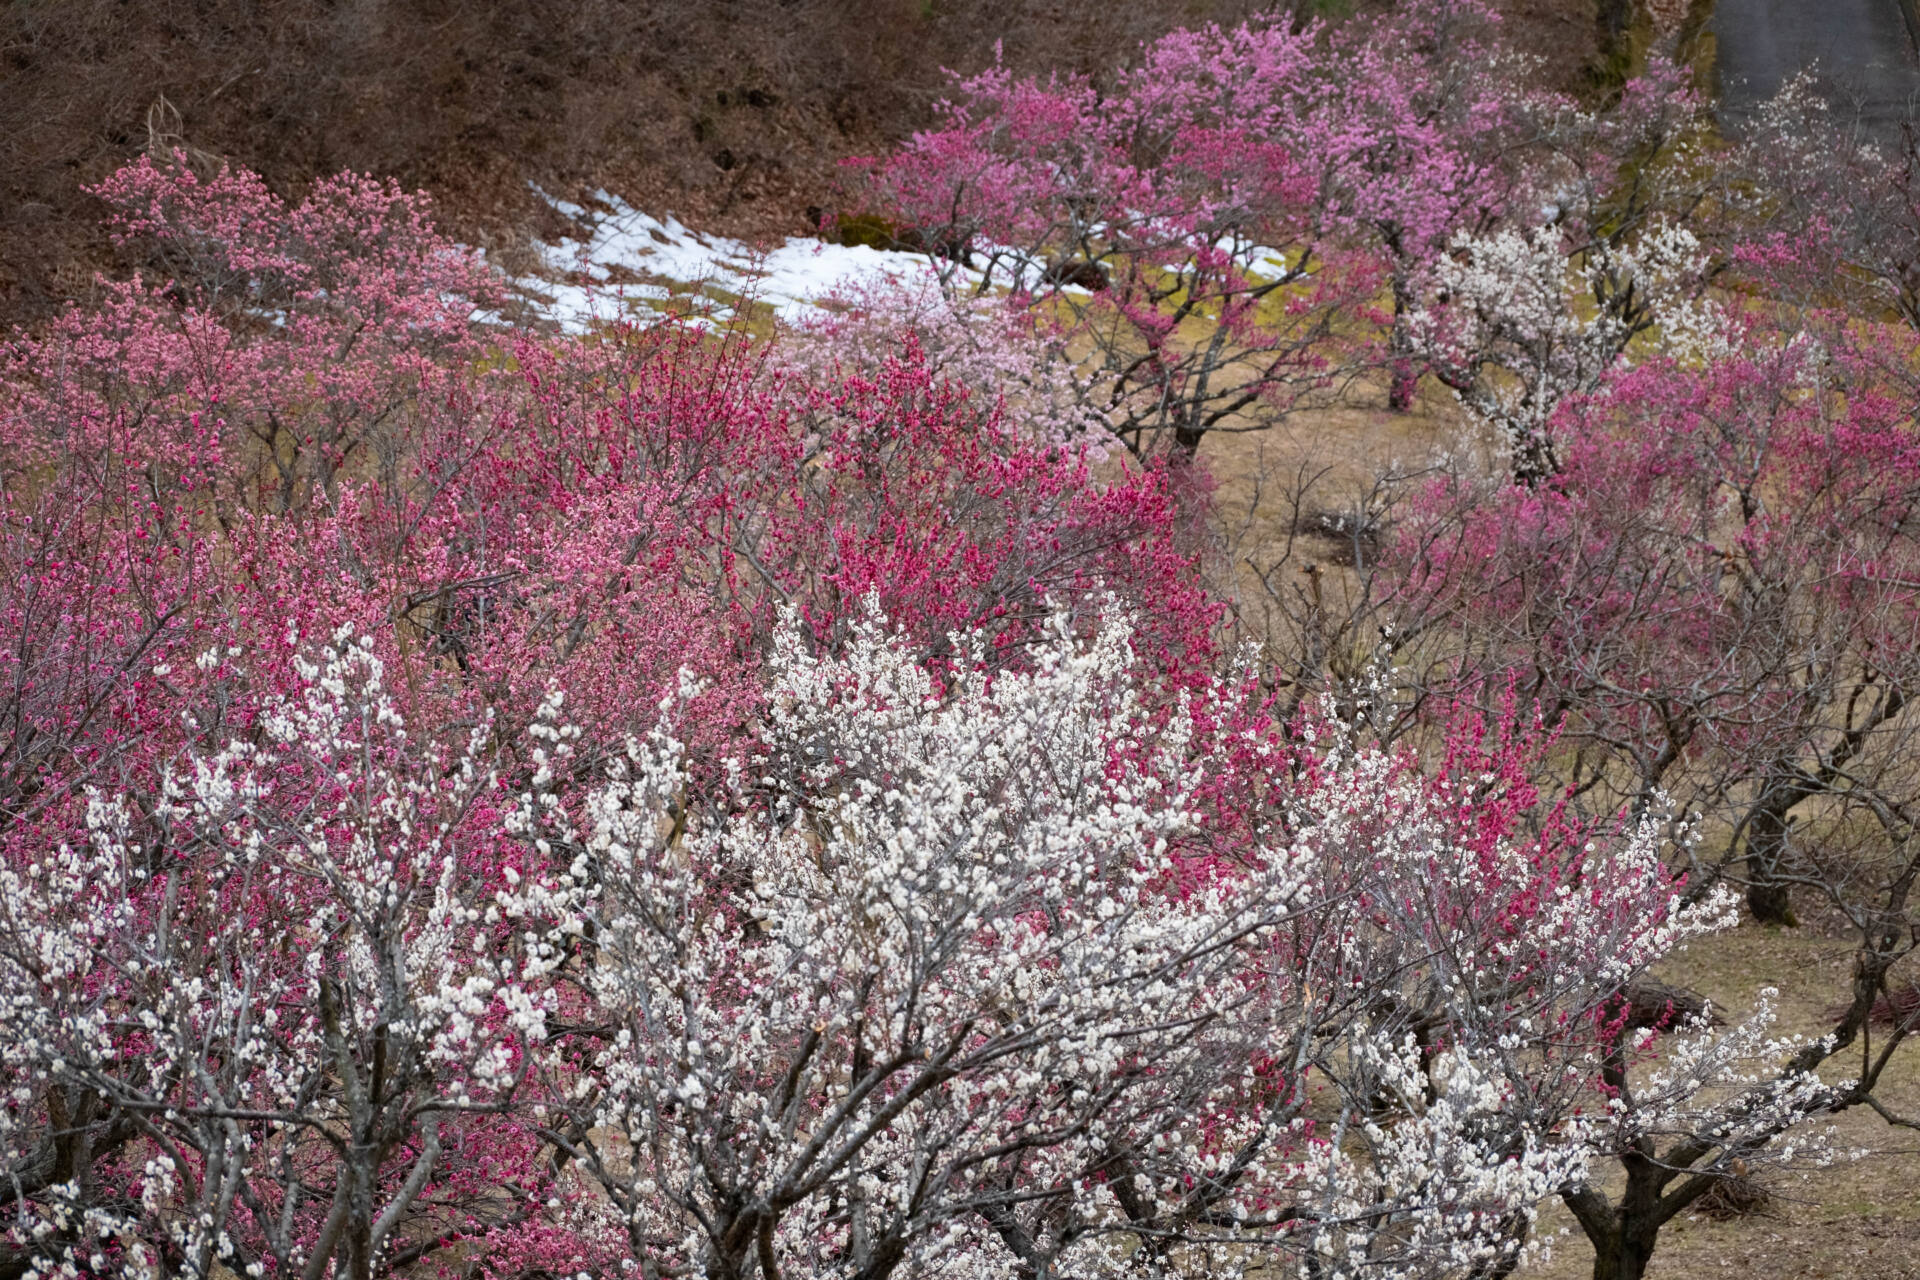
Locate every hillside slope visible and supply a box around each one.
[0,0,1598,328]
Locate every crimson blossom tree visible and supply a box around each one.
[1393,327,1920,922]
[1,149,1224,782]
[853,2,1506,456]
[0,147,513,858]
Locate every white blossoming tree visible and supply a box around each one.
[503,606,1848,1280]
[1408,219,1728,482]
[506,607,1324,1280]
[1274,704,1850,1280]
[0,631,558,1280]
[0,612,1856,1280]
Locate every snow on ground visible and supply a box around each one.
[517,187,1296,331]
[523,188,945,331]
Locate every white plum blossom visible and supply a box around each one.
[1409,218,1729,478]
[0,614,1849,1280]
[0,630,553,1280]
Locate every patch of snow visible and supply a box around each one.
[1212,232,1288,281]
[524,188,945,331]
[517,188,1296,330]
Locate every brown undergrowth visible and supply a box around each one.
[0,0,1602,331]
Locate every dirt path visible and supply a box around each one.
[1712,0,1920,134]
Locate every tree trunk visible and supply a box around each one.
[345,1154,375,1280]
[1567,1143,1670,1280]
[1589,1230,1657,1280]
[1744,775,1804,926]
[1510,424,1560,487]
[1387,273,1419,413]
[1746,874,1797,927]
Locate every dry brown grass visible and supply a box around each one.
[1194,372,1492,703]
[1520,910,1920,1278]
[1195,380,1920,1278]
